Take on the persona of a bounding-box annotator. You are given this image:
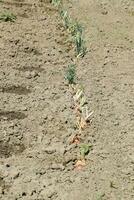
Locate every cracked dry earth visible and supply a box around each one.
[0,0,134,200]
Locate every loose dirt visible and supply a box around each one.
[0,0,134,200]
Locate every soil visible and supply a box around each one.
[0,0,134,200]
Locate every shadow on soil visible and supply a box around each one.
[0,176,10,195]
[15,66,44,73]
[0,0,57,14]
[0,141,25,158]
[0,111,27,120]
[0,85,31,95]
[0,1,33,7]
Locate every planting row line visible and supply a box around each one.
[51,0,93,169]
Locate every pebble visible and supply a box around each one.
[121,167,132,175]
[101,10,108,15]
[25,71,39,79]
[13,172,20,179]
[0,166,9,178]
[43,147,56,154]
[20,106,27,111]
[50,163,65,171]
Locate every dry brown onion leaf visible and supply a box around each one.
[80,117,87,130]
[70,134,80,144]
[74,159,86,170]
